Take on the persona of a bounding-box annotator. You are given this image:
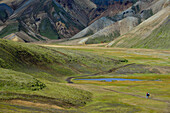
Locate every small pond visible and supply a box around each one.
[74,78,144,82]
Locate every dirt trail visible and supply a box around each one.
[102,88,170,103]
[66,63,136,83]
[0,92,73,108]
[40,44,170,104]
[65,62,170,104]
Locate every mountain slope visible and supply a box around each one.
[85,16,139,44]
[107,6,170,49]
[60,0,150,45]
[0,0,135,42]
[133,16,170,49]
[0,0,95,41]
[0,39,126,107]
[62,0,169,49]
[70,17,115,40]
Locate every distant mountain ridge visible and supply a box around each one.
[61,0,170,49]
[0,0,135,42]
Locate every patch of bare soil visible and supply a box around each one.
[0,92,73,108]
[9,100,64,110]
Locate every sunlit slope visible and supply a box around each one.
[133,16,170,49]
[108,6,170,49]
[0,40,122,73]
[0,68,46,91]
[0,39,125,107]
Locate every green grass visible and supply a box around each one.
[0,40,123,75]
[63,47,170,66]
[0,68,45,91]
[0,40,125,110]
[133,17,170,49]
[0,23,19,38]
[39,18,59,39]
[73,73,170,82]
[0,79,92,107]
[111,16,170,50]
[72,73,170,113]
[86,31,120,44]
[62,46,169,113]
[0,40,169,112]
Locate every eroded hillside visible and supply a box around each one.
[62,0,170,50]
[0,0,134,42]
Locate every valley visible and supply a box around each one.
[0,41,169,112]
[0,0,170,112]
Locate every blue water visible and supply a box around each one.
[75,78,144,82]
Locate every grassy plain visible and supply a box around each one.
[44,45,170,112]
[0,41,169,112]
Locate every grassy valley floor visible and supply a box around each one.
[0,42,170,113]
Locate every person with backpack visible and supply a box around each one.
[146,92,150,99]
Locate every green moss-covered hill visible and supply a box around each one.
[0,39,125,108]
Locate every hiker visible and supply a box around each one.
[146,92,150,99]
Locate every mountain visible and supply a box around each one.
[70,17,115,40]
[1,0,168,49]
[62,0,170,50]
[60,0,153,45]
[108,6,170,49]
[0,0,88,41]
[0,0,135,42]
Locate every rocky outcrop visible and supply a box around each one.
[0,0,87,40]
[70,17,115,39]
[148,0,168,14]
[0,20,3,25]
[0,0,137,42]
[61,0,169,46]
[0,3,14,15]
[88,2,133,25]
[55,0,97,27]
[163,0,170,8]
[3,31,36,42]
[107,6,170,48]
[140,9,153,21]
[3,33,25,42]
[75,16,139,44]
[0,3,14,22]
[9,0,39,19]
[69,1,142,44]
[119,16,139,35]
[16,31,36,42]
